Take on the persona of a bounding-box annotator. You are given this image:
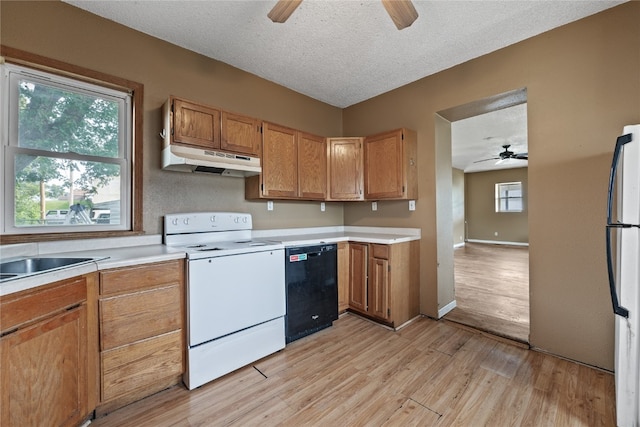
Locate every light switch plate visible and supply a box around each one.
[267,201,274,211]
[409,200,416,211]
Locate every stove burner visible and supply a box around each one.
[188,244,207,248]
[197,247,222,252]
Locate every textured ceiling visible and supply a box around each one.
[63,0,625,108]
[62,0,625,173]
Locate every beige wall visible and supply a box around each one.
[0,1,345,234]
[2,1,639,370]
[343,2,640,369]
[465,168,528,244]
[452,168,465,246]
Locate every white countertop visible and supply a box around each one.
[1,226,419,296]
[253,225,420,246]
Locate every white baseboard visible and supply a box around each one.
[466,239,529,247]
[453,242,465,249]
[438,300,457,318]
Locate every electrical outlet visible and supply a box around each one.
[372,201,378,211]
[320,202,326,212]
[409,200,416,211]
[267,201,274,211]
[494,231,499,236]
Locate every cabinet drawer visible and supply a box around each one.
[100,285,181,350]
[101,330,182,402]
[371,244,389,260]
[100,261,182,296]
[1,276,86,333]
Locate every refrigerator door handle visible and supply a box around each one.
[606,132,633,318]
[606,225,629,318]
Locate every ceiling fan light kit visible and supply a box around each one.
[268,0,419,30]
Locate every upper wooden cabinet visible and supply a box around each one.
[171,97,221,150]
[246,123,327,200]
[259,122,299,198]
[328,137,364,201]
[298,132,327,200]
[364,128,417,200]
[164,96,261,157]
[221,111,261,156]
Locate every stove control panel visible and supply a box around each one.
[165,212,252,234]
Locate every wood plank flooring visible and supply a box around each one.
[91,313,615,426]
[446,243,530,343]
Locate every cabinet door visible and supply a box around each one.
[328,137,363,200]
[364,129,404,199]
[368,256,390,321]
[1,305,88,427]
[172,98,221,149]
[349,243,368,312]
[337,242,349,312]
[221,111,261,156]
[298,132,327,200]
[261,122,298,198]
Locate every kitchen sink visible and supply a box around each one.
[0,257,94,277]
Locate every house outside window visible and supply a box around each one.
[1,57,141,239]
[495,181,523,213]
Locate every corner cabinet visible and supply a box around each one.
[364,128,417,200]
[246,122,327,200]
[327,137,364,201]
[96,260,184,416]
[1,273,98,427]
[348,241,420,328]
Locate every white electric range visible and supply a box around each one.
[164,212,285,390]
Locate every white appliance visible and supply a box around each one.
[606,124,640,426]
[164,212,285,390]
[162,144,261,177]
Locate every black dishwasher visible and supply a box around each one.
[285,243,338,343]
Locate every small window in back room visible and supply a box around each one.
[495,181,523,212]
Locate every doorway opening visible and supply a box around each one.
[438,88,530,343]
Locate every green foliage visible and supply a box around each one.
[14,77,121,223]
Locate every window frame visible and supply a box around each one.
[0,46,143,244]
[495,181,524,213]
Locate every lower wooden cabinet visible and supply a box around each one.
[347,241,419,328]
[0,274,98,427]
[97,259,184,415]
[337,242,350,312]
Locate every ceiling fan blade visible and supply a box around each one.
[473,157,500,164]
[268,0,303,23]
[513,153,528,160]
[381,0,419,30]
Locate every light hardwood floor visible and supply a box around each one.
[446,243,530,343]
[92,313,615,426]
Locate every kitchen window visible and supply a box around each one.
[1,50,142,240]
[495,181,523,213]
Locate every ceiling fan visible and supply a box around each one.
[474,144,528,163]
[268,0,419,30]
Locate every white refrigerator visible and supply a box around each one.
[607,124,640,427]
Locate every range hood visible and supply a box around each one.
[162,144,261,177]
